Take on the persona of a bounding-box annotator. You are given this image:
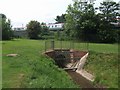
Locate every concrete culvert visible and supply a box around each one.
[44,49,99,88]
[54,54,66,68]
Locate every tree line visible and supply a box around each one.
[56,0,120,43]
[0,14,13,40]
[1,0,120,43]
[0,14,49,40]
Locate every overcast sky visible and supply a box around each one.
[0,0,119,27]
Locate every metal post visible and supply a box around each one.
[45,41,47,52]
[70,41,71,50]
[87,41,89,51]
[60,40,62,50]
[51,40,54,50]
[73,40,74,50]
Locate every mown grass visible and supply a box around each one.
[46,40,118,53]
[2,39,118,88]
[2,39,78,88]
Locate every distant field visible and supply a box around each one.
[2,39,118,88]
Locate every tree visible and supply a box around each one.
[99,1,119,22]
[98,1,120,43]
[65,0,119,43]
[27,20,41,39]
[65,1,99,41]
[41,22,49,36]
[0,14,13,40]
[55,14,66,23]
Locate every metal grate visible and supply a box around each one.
[45,40,75,52]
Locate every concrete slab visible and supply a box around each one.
[6,54,18,57]
[76,70,95,82]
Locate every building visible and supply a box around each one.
[13,27,28,38]
[13,27,26,31]
[47,23,64,31]
[111,17,120,29]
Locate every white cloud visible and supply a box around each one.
[0,0,73,27]
[0,0,119,27]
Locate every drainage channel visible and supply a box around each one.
[44,49,96,88]
[66,70,95,88]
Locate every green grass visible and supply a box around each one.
[85,51,118,88]
[2,39,118,88]
[2,39,78,88]
[75,42,118,53]
[46,40,118,53]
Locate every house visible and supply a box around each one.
[13,27,28,38]
[47,23,64,31]
[13,27,26,31]
[111,17,120,29]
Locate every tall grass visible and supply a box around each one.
[85,51,118,88]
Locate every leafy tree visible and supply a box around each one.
[98,1,120,43]
[0,14,13,40]
[65,1,99,41]
[41,22,46,26]
[55,14,66,23]
[41,22,49,36]
[65,0,119,43]
[99,1,120,22]
[27,20,41,39]
[98,20,116,43]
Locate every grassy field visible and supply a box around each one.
[2,39,118,88]
[2,39,78,88]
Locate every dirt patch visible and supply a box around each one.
[73,50,87,58]
[17,73,25,88]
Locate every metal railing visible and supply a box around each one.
[45,40,89,52]
[45,40,74,52]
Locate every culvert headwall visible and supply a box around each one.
[44,49,95,87]
[44,49,88,69]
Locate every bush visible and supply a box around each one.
[0,14,13,40]
[115,29,120,43]
[27,20,41,39]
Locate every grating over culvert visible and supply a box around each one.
[44,49,97,88]
[45,49,88,69]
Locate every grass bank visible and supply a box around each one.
[85,51,118,88]
[2,39,78,88]
[2,39,118,88]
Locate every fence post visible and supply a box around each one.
[70,40,74,50]
[45,41,47,52]
[86,41,89,51]
[60,40,62,50]
[51,40,54,50]
[73,40,74,50]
